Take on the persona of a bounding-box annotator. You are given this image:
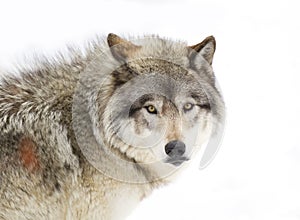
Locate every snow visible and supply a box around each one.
[0,0,299,219]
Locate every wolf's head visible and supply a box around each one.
[74,34,225,183]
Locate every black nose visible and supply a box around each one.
[165,140,186,158]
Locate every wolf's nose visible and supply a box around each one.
[165,140,186,158]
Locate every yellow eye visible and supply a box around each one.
[146,105,157,114]
[183,103,194,111]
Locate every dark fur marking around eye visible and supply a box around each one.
[197,103,211,110]
[191,93,211,110]
[129,106,141,117]
[129,94,155,117]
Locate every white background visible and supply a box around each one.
[0,0,300,219]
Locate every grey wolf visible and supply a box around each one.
[0,33,225,219]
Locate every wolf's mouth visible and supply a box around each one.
[165,157,189,166]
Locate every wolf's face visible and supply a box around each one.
[111,71,213,168]
[122,91,212,165]
[81,34,225,182]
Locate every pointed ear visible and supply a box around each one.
[189,36,216,65]
[107,33,141,61]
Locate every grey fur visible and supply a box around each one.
[0,34,225,219]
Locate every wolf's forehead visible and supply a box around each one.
[126,58,189,75]
[119,70,205,102]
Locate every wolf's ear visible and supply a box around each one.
[189,36,216,65]
[107,33,141,61]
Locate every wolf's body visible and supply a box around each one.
[0,34,225,219]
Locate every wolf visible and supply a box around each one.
[0,33,225,219]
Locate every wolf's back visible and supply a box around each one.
[0,60,85,219]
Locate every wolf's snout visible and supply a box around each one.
[165,140,186,158]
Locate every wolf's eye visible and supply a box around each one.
[146,105,157,114]
[183,103,194,112]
